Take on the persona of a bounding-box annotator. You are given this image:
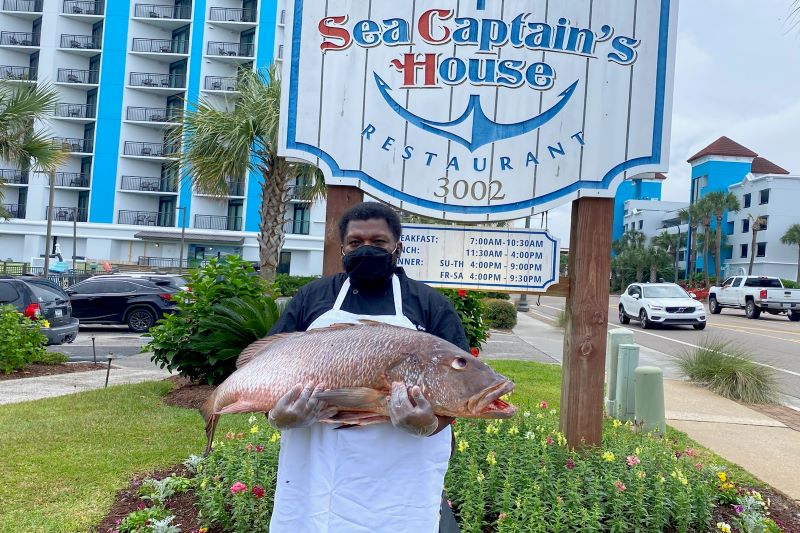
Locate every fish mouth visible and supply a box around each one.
[467,380,517,419]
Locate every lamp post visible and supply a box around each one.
[72,206,78,272]
[43,170,55,275]
[177,206,187,274]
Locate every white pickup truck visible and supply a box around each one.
[708,276,800,321]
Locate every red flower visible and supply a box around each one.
[470,347,480,357]
[457,289,467,298]
[538,400,549,410]
[251,485,266,499]
[255,445,265,453]
[230,481,247,495]
[565,458,575,470]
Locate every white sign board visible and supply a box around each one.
[279,0,678,222]
[398,225,559,292]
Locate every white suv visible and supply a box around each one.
[619,283,707,330]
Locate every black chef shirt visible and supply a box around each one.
[269,268,470,352]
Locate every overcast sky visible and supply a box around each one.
[544,0,800,244]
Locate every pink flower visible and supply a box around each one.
[565,459,575,470]
[251,485,266,499]
[225,432,234,440]
[684,448,697,457]
[694,463,703,471]
[255,445,265,453]
[546,436,555,446]
[539,400,549,410]
[457,289,467,298]
[498,512,507,521]
[245,444,255,452]
[626,455,641,467]
[614,480,627,492]
[236,432,244,440]
[230,481,247,495]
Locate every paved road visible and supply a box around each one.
[524,295,800,407]
[48,325,149,362]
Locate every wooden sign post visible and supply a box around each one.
[322,186,363,276]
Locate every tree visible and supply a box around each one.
[652,230,686,282]
[695,197,714,286]
[177,66,319,283]
[748,215,767,275]
[703,190,740,283]
[644,246,672,283]
[780,224,800,284]
[678,203,702,281]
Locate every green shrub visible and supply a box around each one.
[0,305,48,374]
[482,299,517,330]
[475,291,510,301]
[147,256,278,384]
[274,274,318,297]
[781,279,798,289]
[677,339,778,404]
[438,289,488,350]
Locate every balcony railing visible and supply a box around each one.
[63,1,104,15]
[3,0,43,12]
[1,203,25,218]
[123,141,179,158]
[132,38,188,55]
[207,41,254,57]
[121,175,177,193]
[60,34,100,49]
[209,7,255,23]
[0,31,39,46]
[133,3,191,19]
[53,137,93,153]
[195,214,243,232]
[288,185,313,201]
[126,106,182,123]
[119,210,174,227]
[47,206,88,222]
[54,103,96,119]
[54,172,89,188]
[0,66,35,81]
[284,219,311,235]
[204,76,238,91]
[57,68,99,84]
[0,169,29,185]
[129,72,186,89]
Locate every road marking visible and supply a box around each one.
[528,308,558,323]
[710,321,800,337]
[709,323,800,345]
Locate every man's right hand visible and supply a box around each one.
[267,383,338,430]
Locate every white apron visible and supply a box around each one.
[269,275,452,533]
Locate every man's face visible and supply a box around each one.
[342,218,402,256]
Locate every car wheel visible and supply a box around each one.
[619,306,630,324]
[693,323,706,330]
[789,311,800,322]
[745,300,761,320]
[127,308,156,333]
[639,309,651,329]
[709,296,721,315]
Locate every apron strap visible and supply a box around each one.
[332,278,351,311]
[392,275,403,316]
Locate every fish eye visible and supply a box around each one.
[451,357,468,370]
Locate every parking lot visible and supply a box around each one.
[48,325,150,361]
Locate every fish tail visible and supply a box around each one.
[200,390,219,456]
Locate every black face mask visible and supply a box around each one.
[342,245,397,286]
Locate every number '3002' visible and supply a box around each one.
[434,178,506,201]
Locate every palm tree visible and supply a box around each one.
[780,224,800,283]
[177,66,318,283]
[643,245,672,283]
[703,190,741,283]
[748,215,767,275]
[678,203,702,282]
[695,197,714,286]
[652,230,686,282]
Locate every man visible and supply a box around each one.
[267,202,466,533]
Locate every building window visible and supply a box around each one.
[759,216,768,230]
[759,189,770,205]
[743,193,751,208]
[756,242,767,257]
[678,251,686,261]
[740,244,748,258]
[638,220,643,230]
[277,251,291,275]
[742,219,749,233]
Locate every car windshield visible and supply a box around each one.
[642,285,689,299]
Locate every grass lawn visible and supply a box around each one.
[0,360,760,532]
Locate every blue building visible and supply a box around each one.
[612,173,665,244]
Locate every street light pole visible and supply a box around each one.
[43,170,55,275]
[72,206,78,272]
[177,206,187,274]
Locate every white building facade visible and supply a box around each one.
[0,0,323,275]
[726,173,800,281]
[622,199,689,272]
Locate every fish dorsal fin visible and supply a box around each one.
[236,333,296,368]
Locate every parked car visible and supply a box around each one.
[619,282,707,330]
[66,276,178,332]
[0,277,79,345]
[708,276,800,321]
[91,273,189,292]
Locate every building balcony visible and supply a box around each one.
[133,3,191,30]
[128,72,186,95]
[53,103,96,123]
[195,214,242,232]
[284,219,310,235]
[54,171,90,188]
[0,169,29,185]
[122,141,179,159]
[2,0,43,17]
[203,76,238,93]
[288,185,313,202]
[62,1,104,17]
[53,137,93,154]
[0,65,35,82]
[0,31,39,48]
[119,209,174,227]
[206,41,254,62]
[59,34,101,55]
[131,37,188,60]
[208,7,256,30]
[47,206,88,222]
[125,106,182,125]
[120,175,178,194]
[1,203,25,218]
[227,179,245,197]
[56,68,99,86]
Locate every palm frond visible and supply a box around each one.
[0,84,66,171]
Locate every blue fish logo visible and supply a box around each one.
[374,73,579,152]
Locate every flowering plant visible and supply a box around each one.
[437,289,489,350]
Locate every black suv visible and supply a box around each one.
[0,277,79,345]
[66,276,178,333]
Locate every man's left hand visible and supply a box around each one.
[389,382,439,437]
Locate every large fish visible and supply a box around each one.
[201,322,516,452]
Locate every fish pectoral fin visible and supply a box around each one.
[216,400,265,415]
[315,388,388,410]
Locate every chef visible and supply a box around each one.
[267,201,466,532]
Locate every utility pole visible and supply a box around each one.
[43,170,55,275]
[72,206,78,272]
[516,215,532,312]
[177,206,187,274]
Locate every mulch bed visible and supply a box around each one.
[162,376,217,410]
[0,362,105,381]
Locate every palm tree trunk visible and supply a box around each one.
[703,226,710,287]
[687,224,696,283]
[650,263,657,283]
[796,247,800,284]
[636,267,643,283]
[748,227,758,275]
[715,215,723,281]
[256,159,290,285]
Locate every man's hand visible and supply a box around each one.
[267,383,338,430]
[389,382,439,437]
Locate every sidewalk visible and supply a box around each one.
[481,312,800,502]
